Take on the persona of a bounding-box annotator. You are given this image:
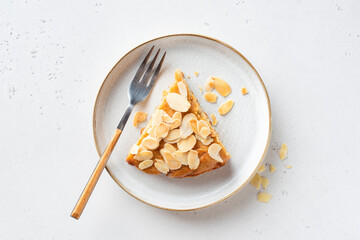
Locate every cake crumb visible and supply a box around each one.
[269,164,276,173]
[285,165,292,169]
[198,85,203,93]
[257,192,272,203]
[250,173,261,189]
[211,114,218,125]
[241,87,248,95]
[187,76,191,79]
[195,72,199,77]
[258,164,265,173]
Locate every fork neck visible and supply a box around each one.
[117,104,135,130]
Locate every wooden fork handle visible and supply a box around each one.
[71,129,122,220]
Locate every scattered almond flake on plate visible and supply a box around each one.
[285,165,292,169]
[194,71,199,77]
[187,76,191,79]
[133,111,148,127]
[211,114,217,125]
[250,173,261,189]
[258,164,265,173]
[260,176,269,189]
[257,192,272,203]
[218,100,234,115]
[204,92,217,103]
[269,164,276,173]
[204,78,214,92]
[212,77,231,96]
[279,143,288,160]
[241,87,248,95]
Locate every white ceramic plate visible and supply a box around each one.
[93,34,271,211]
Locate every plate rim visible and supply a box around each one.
[92,33,272,211]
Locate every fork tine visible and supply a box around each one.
[139,49,160,84]
[131,46,154,83]
[147,52,166,88]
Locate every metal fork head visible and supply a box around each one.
[128,46,166,105]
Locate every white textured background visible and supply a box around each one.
[1,1,359,239]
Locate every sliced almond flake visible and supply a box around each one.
[154,122,169,139]
[172,112,182,122]
[195,72,199,77]
[285,165,292,169]
[204,78,214,92]
[208,143,223,162]
[197,120,209,132]
[204,92,217,103]
[168,119,181,130]
[134,150,153,161]
[187,76,190,79]
[146,126,156,136]
[269,164,276,173]
[189,119,199,134]
[166,93,191,112]
[130,144,140,155]
[133,111,148,127]
[260,176,269,189]
[179,113,196,139]
[174,150,188,165]
[154,159,169,174]
[164,129,180,143]
[218,100,234,115]
[212,77,231,96]
[241,87,248,95]
[150,109,164,127]
[257,192,272,203]
[279,149,287,160]
[198,85,203,93]
[195,134,213,145]
[141,136,159,150]
[258,164,266,173]
[199,127,211,139]
[162,113,173,123]
[177,135,197,153]
[211,114,218,125]
[177,82,188,98]
[250,173,261,189]
[201,137,213,145]
[188,150,200,170]
[160,149,181,170]
[138,160,153,170]
[164,143,176,153]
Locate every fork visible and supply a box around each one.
[71,46,166,220]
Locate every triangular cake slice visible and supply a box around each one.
[126,70,231,178]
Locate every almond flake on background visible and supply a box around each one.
[257,192,272,203]
[258,164,265,173]
[250,173,261,189]
[260,176,269,189]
